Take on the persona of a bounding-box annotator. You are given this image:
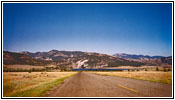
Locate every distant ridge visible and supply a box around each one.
[113,53,164,59]
[113,53,172,65]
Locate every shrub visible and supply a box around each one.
[28,70,32,73]
[163,68,167,72]
[167,68,171,71]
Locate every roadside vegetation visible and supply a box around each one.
[90,67,172,84]
[3,65,71,72]
[3,72,77,97]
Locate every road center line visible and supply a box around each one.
[117,84,139,93]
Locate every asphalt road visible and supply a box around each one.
[43,72,172,97]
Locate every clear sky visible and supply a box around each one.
[3,3,172,56]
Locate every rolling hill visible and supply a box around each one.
[3,51,53,65]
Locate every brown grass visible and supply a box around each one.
[3,72,77,97]
[91,71,172,84]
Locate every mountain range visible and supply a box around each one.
[3,50,172,69]
[4,50,145,68]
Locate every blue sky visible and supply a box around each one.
[3,3,172,56]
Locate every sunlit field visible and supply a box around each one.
[91,71,172,84]
[3,72,77,97]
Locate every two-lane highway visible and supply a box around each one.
[43,72,172,97]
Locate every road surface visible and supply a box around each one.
[43,72,172,97]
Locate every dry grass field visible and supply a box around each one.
[91,71,172,84]
[3,72,77,97]
[3,65,58,72]
[3,65,45,70]
[104,66,172,71]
